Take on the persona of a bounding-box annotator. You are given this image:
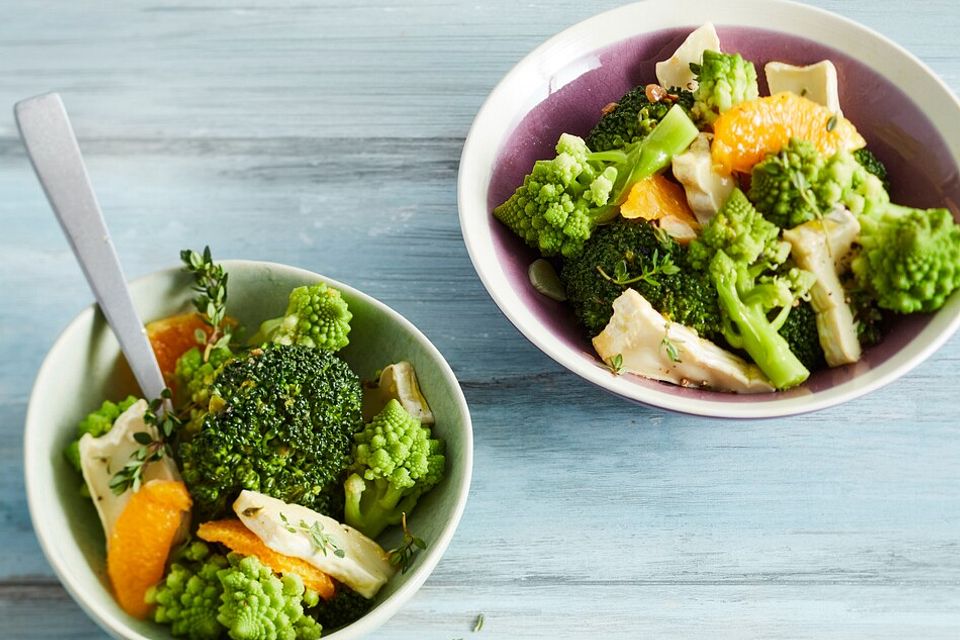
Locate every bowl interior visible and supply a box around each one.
[25,260,472,639]
[462,4,960,416]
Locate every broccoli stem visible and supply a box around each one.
[711,251,810,389]
[593,105,699,222]
[625,104,700,186]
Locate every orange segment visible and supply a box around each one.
[712,92,866,174]
[146,313,211,388]
[620,175,700,243]
[197,520,335,600]
[107,480,191,618]
[621,174,696,223]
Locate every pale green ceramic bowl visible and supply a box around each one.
[24,260,473,640]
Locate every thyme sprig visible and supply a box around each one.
[388,513,427,575]
[597,250,681,288]
[180,246,232,359]
[109,390,178,495]
[661,327,683,363]
[280,513,346,558]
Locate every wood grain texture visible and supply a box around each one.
[1,0,958,638]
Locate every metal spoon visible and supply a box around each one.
[15,92,166,401]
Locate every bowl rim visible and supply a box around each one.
[457,0,960,418]
[24,259,474,640]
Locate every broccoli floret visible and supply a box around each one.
[690,189,816,389]
[559,218,724,342]
[749,139,889,228]
[691,50,759,125]
[177,344,363,521]
[586,86,694,152]
[64,395,139,472]
[777,300,826,372]
[251,283,352,352]
[844,278,887,347]
[494,104,699,258]
[308,585,373,632]
[344,399,445,539]
[852,204,960,313]
[148,542,228,640]
[217,554,323,640]
[853,147,890,192]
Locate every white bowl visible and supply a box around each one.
[24,260,473,639]
[458,0,960,418]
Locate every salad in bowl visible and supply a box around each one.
[473,17,959,406]
[26,250,471,639]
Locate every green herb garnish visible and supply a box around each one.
[180,246,232,359]
[280,513,345,558]
[607,353,624,375]
[597,249,680,288]
[109,390,177,495]
[661,328,683,363]
[388,513,427,574]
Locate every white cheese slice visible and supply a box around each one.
[655,23,721,90]
[783,208,862,367]
[765,60,841,113]
[78,399,183,540]
[671,133,735,225]
[361,361,434,425]
[234,490,396,598]
[593,289,773,394]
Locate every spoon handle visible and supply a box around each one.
[15,93,167,401]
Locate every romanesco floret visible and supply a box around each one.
[691,50,759,125]
[63,395,139,473]
[344,399,445,539]
[147,542,229,640]
[748,139,889,228]
[690,189,816,389]
[494,105,699,258]
[852,204,960,313]
[150,543,324,640]
[819,149,889,216]
[217,554,322,640]
[586,85,694,152]
[251,283,352,352]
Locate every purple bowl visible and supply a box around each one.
[459,0,960,417]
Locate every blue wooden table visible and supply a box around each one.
[1,1,958,637]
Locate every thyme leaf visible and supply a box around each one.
[607,353,624,375]
[661,326,683,363]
